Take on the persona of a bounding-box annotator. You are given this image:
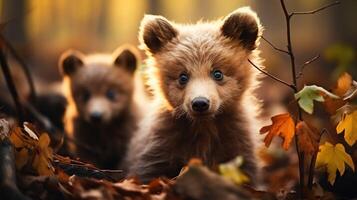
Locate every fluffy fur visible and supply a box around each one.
[126,7,264,184]
[60,45,141,169]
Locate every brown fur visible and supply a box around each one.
[60,45,141,169]
[127,7,265,184]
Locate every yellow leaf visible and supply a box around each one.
[219,156,249,185]
[316,142,355,185]
[260,113,295,150]
[336,110,357,146]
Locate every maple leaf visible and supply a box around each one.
[218,156,249,185]
[316,142,355,185]
[336,109,357,146]
[260,113,295,150]
[296,121,320,155]
[295,85,339,114]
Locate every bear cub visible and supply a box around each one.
[127,7,264,184]
[60,46,140,169]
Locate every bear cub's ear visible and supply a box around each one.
[113,46,139,73]
[221,7,262,50]
[139,15,178,54]
[59,50,84,76]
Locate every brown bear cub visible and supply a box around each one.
[127,7,264,183]
[60,46,140,169]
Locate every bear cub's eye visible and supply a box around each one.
[80,90,91,102]
[212,69,224,81]
[106,89,118,101]
[178,73,189,85]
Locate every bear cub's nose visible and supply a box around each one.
[191,97,210,112]
[90,112,103,122]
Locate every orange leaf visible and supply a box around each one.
[324,73,352,114]
[334,73,353,96]
[296,121,320,155]
[9,127,26,148]
[15,148,29,169]
[260,113,295,150]
[32,133,54,176]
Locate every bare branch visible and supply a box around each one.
[248,59,295,90]
[290,1,340,17]
[296,54,320,79]
[0,47,24,124]
[280,0,305,195]
[261,36,289,54]
[0,35,37,101]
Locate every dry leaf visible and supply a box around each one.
[260,113,295,150]
[32,133,54,176]
[296,121,320,155]
[324,73,357,114]
[9,123,54,175]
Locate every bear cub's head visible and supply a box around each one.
[59,46,138,124]
[140,7,263,120]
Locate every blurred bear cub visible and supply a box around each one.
[127,7,264,183]
[59,45,140,169]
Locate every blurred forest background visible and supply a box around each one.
[0,0,356,118]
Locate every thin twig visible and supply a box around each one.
[0,35,37,102]
[296,54,320,79]
[280,0,305,196]
[0,47,24,124]
[269,0,338,196]
[290,1,340,17]
[248,59,296,90]
[261,36,289,54]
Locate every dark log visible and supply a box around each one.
[0,138,31,200]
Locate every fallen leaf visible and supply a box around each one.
[336,109,357,146]
[296,121,320,155]
[260,113,295,150]
[315,142,355,185]
[32,133,54,176]
[219,156,250,185]
[295,85,339,114]
[9,127,26,148]
[16,148,29,169]
[9,123,54,175]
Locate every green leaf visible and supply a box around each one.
[295,85,340,114]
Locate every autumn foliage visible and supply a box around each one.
[259,73,357,186]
